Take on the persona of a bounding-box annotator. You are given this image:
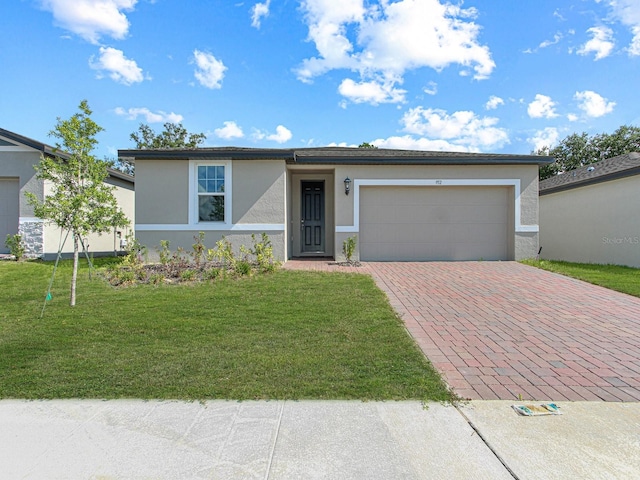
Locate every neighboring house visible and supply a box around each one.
[539,152,640,268]
[0,128,134,259]
[119,147,549,262]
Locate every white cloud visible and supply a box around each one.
[89,47,145,85]
[567,113,579,122]
[268,125,293,143]
[296,0,494,105]
[251,0,270,29]
[371,135,471,152]
[527,94,558,119]
[574,90,616,117]
[400,107,509,151]
[485,95,504,110]
[214,121,244,139]
[528,127,559,152]
[630,26,640,55]
[114,107,183,123]
[602,0,640,55]
[338,77,406,104]
[40,0,137,44]
[193,50,227,89]
[577,26,615,60]
[254,125,293,144]
[423,81,438,96]
[539,32,563,49]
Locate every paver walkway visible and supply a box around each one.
[284,260,640,402]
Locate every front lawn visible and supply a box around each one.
[521,259,640,298]
[0,259,452,401]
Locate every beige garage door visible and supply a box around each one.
[0,178,20,254]
[360,186,511,261]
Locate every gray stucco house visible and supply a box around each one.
[0,128,135,258]
[539,152,640,268]
[119,147,550,262]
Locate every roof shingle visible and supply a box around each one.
[539,152,640,195]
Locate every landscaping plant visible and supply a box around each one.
[4,234,26,261]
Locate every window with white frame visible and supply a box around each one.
[189,160,231,228]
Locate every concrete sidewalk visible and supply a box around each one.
[1,400,638,479]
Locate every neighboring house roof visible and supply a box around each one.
[539,152,640,196]
[118,146,553,166]
[0,127,134,185]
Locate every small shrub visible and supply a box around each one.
[203,267,221,281]
[235,260,252,276]
[191,232,206,267]
[5,234,26,261]
[158,240,171,265]
[167,247,189,278]
[107,267,136,286]
[180,269,197,282]
[212,236,236,271]
[251,233,279,272]
[124,233,147,262]
[342,235,357,263]
[149,273,165,285]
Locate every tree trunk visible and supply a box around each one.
[70,232,78,307]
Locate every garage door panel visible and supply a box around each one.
[359,186,511,261]
[362,204,507,225]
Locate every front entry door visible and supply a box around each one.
[301,181,325,253]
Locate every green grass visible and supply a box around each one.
[0,259,452,401]
[521,259,640,298]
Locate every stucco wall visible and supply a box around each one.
[1,150,44,255]
[135,158,287,259]
[232,161,286,224]
[0,150,44,217]
[136,159,189,225]
[1,142,134,258]
[43,176,135,258]
[540,175,640,267]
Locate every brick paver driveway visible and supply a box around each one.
[286,260,640,401]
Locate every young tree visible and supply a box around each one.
[358,142,378,149]
[26,100,129,306]
[537,125,640,180]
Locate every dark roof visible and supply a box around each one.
[118,146,552,166]
[539,152,640,195]
[0,127,134,185]
[0,127,64,158]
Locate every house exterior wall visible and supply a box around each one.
[134,156,541,263]
[540,175,640,267]
[134,158,287,260]
[1,149,45,256]
[43,176,135,259]
[0,150,43,217]
[330,164,539,261]
[1,145,134,258]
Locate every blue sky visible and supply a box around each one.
[2,0,639,159]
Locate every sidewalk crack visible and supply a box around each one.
[455,405,520,480]
[264,400,286,480]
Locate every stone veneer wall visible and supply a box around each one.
[19,219,44,258]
